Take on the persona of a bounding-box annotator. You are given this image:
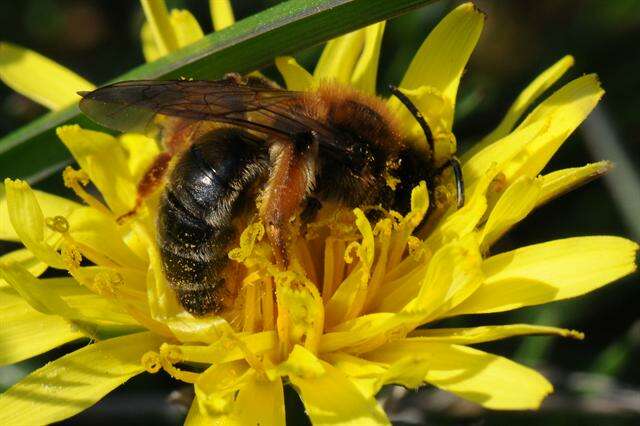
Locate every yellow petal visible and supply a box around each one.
[141,8,205,62]
[171,9,204,47]
[0,332,163,425]
[0,249,47,284]
[449,236,639,316]
[210,0,235,31]
[271,344,325,380]
[0,42,94,110]
[390,3,484,130]
[409,324,584,343]
[367,341,553,410]
[0,262,85,321]
[537,161,612,207]
[1,264,138,329]
[314,29,365,83]
[480,176,542,251]
[4,179,65,269]
[382,236,482,315]
[229,376,285,425]
[196,361,250,415]
[521,74,602,130]
[403,235,483,321]
[68,207,146,270]
[140,0,179,56]
[462,119,547,187]
[143,228,183,321]
[57,125,136,214]
[191,370,284,426]
[0,286,84,366]
[376,356,432,393]
[420,163,497,249]
[0,182,81,242]
[321,312,408,354]
[185,396,210,426]
[288,346,390,426]
[119,133,161,185]
[469,55,575,156]
[140,22,161,62]
[275,56,314,90]
[503,74,603,182]
[350,22,386,94]
[324,352,386,398]
[46,276,139,326]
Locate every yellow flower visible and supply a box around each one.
[0,2,638,425]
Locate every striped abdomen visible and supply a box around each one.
[157,128,268,315]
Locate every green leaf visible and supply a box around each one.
[0,0,435,184]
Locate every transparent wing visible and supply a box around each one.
[79,79,336,144]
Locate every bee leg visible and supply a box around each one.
[420,156,465,230]
[430,156,465,209]
[222,72,281,89]
[261,132,319,268]
[300,197,322,224]
[117,152,172,224]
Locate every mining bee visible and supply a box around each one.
[79,73,464,316]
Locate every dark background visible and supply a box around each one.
[0,0,639,424]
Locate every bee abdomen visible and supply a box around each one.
[158,187,234,314]
[157,128,268,316]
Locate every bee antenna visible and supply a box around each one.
[388,85,434,155]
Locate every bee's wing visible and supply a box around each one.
[79,79,336,144]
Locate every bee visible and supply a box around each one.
[79,73,464,316]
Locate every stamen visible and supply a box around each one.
[93,271,124,297]
[142,351,162,373]
[45,215,69,233]
[293,239,318,284]
[159,344,200,383]
[62,167,113,217]
[343,241,360,264]
[72,239,120,268]
[45,214,121,269]
[385,173,401,190]
[226,333,266,376]
[434,185,451,208]
[61,243,82,270]
[364,219,393,311]
[407,236,426,261]
[322,238,346,301]
[242,279,258,333]
[261,278,275,331]
[490,172,508,193]
[276,306,291,360]
[388,211,404,229]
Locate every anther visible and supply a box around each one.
[160,343,183,365]
[61,244,82,270]
[62,166,113,217]
[45,216,69,233]
[344,241,360,264]
[141,351,162,373]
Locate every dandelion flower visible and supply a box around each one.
[0,2,638,425]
